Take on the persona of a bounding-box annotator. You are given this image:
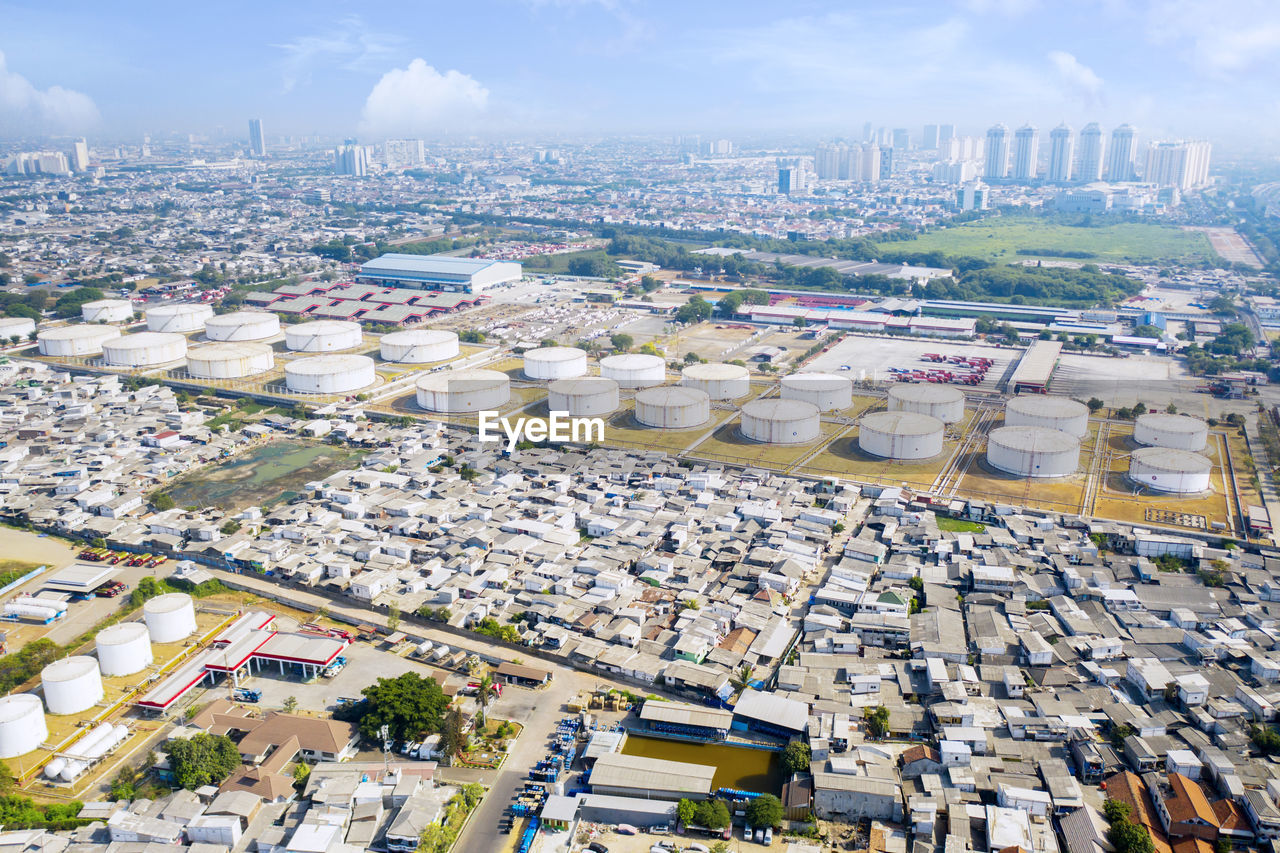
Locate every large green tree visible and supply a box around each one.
[781,740,812,774]
[164,733,241,789]
[745,794,783,829]
[355,672,450,742]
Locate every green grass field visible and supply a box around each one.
[936,517,986,533]
[893,219,1218,266]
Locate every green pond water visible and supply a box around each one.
[166,440,364,511]
[621,734,782,794]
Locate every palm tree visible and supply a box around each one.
[730,664,755,694]
[475,673,495,731]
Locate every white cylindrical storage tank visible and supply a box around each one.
[143,592,197,643]
[1129,447,1213,494]
[741,399,821,444]
[205,311,281,342]
[634,386,710,429]
[95,622,154,677]
[285,355,376,394]
[186,342,275,379]
[681,363,750,400]
[523,346,587,380]
[285,320,362,352]
[987,426,1080,478]
[102,332,188,367]
[0,317,37,340]
[0,694,47,758]
[41,656,103,715]
[781,373,853,411]
[38,325,121,357]
[81,299,133,323]
[415,369,511,413]
[1134,413,1209,451]
[858,411,945,460]
[146,303,213,333]
[379,329,459,364]
[888,383,966,424]
[1005,395,1090,438]
[44,757,66,780]
[600,353,666,388]
[548,377,618,417]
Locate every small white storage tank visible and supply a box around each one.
[146,303,213,333]
[781,372,853,411]
[143,592,197,643]
[286,355,376,394]
[0,694,47,758]
[634,386,710,429]
[681,363,750,400]
[96,622,154,677]
[600,353,666,388]
[548,377,618,417]
[858,411,945,460]
[38,325,121,356]
[81,299,134,323]
[0,317,37,340]
[1134,413,1209,451]
[1129,447,1213,494]
[379,329,459,363]
[41,656,104,715]
[204,311,281,342]
[524,346,587,380]
[888,383,965,424]
[741,399,821,444]
[285,320,362,352]
[102,332,188,366]
[1005,395,1089,438]
[186,342,275,379]
[415,369,511,413]
[987,426,1080,478]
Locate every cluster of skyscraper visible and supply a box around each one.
[5,139,91,176]
[812,142,893,183]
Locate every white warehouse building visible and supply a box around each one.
[357,254,522,294]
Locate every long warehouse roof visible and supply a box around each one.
[360,254,512,276]
[638,699,733,729]
[589,754,716,795]
[1008,339,1064,389]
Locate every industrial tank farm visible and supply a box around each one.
[524,346,587,380]
[38,325,122,357]
[1005,395,1090,438]
[102,332,188,367]
[143,593,197,643]
[286,355,376,394]
[600,353,666,388]
[634,386,710,429]
[858,411,945,460]
[81,299,134,323]
[186,342,275,379]
[888,383,965,423]
[1134,413,1209,452]
[987,426,1080,478]
[41,656,104,715]
[285,320,363,352]
[781,373,853,411]
[0,694,46,758]
[416,369,511,413]
[96,622,154,677]
[145,303,213,333]
[380,329,459,364]
[680,363,750,400]
[548,377,618,417]
[204,311,281,342]
[0,317,36,340]
[1128,447,1213,494]
[741,399,821,444]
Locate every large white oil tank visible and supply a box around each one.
[41,656,104,715]
[634,386,710,429]
[38,325,121,357]
[0,694,47,758]
[524,346,588,380]
[548,377,618,417]
[379,329,459,364]
[1134,413,1209,452]
[415,369,511,413]
[143,592,197,643]
[681,363,750,400]
[858,411,945,460]
[1005,395,1089,438]
[987,426,1080,478]
[600,353,666,388]
[0,317,37,340]
[781,373,853,411]
[95,622,154,677]
[186,342,275,379]
[102,332,188,366]
[146,303,213,333]
[1128,447,1213,494]
[81,299,134,323]
[741,399,821,444]
[205,311,281,342]
[285,355,376,394]
[888,383,965,424]
[285,320,363,352]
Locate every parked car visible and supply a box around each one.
[588,843,609,853]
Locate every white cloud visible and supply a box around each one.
[274,17,402,93]
[358,60,489,137]
[1048,50,1104,107]
[958,0,1038,15]
[0,51,98,133]
[1143,0,1280,76]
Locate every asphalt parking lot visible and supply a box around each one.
[803,334,1017,385]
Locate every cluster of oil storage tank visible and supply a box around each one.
[1129,412,1212,493]
[982,395,1088,478]
[416,369,511,413]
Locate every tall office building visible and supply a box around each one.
[880,147,894,179]
[923,124,940,150]
[814,143,844,180]
[939,124,956,144]
[1143,141,1212,190]
[1077,123,1104,182]
[862,122,873,142]
[69,138,89,172]
[334,144,368,177]
[860,144,881,182]
[777,159,806,194]
[1047,124,1074,183]
[1012,124,1039,181]
[984,123,1010,179]
[248,119,266,157]
[957,181,989,211]
[1106,124,1137,182]
[892,128,910,151]
[384,138,426,169]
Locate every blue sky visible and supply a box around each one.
[1,0,1278,145]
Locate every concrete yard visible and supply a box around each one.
[803,335,1018,387]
